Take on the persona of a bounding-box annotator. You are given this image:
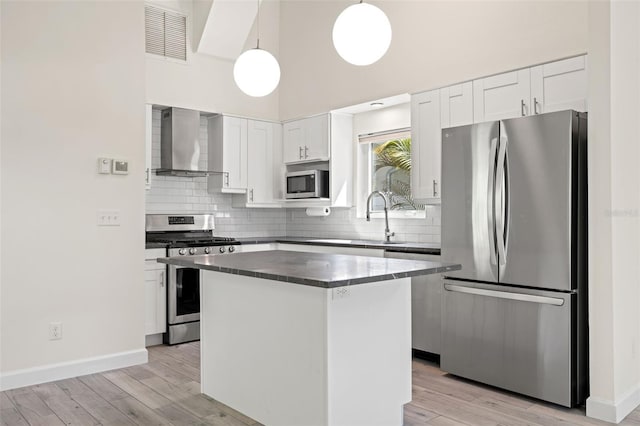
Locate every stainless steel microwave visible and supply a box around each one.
[285,170,329,199]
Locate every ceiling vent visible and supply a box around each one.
[145,5,187,61]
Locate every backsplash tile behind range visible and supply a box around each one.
[145,110,286,237]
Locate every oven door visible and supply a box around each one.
[168,264,201,324]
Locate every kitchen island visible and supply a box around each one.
[159,250,460,426]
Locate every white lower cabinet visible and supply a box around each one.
[145,249,166,337]
[384,251,442,355]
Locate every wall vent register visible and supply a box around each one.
[145,5,187,61]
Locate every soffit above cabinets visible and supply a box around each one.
[194,0,259,60]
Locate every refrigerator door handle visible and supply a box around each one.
[488,137,498,266]
[443,283,565,306]
[495,127,509,267]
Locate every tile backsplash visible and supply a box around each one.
[145,109,440,244]
[285,207,441,244]
[145,110,287,237]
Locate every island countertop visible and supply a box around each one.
[158,250,461,288]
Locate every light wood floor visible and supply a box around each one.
[1,342,639,426]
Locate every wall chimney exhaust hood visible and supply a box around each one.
[155,107,222,177]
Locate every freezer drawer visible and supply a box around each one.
[441,279,575,407]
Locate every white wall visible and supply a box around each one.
[1,0,146,383]
[146,0,280,120]
[278,0,588,120]
[586,0,640,423]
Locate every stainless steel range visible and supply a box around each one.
[146,214,241,345]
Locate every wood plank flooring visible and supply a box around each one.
[1,342,638,426]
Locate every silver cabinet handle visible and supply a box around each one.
[432,179,438,197]
[521,99,526,116]
[159,271,165,288]
[304,146,309,159]
[224,172,229,186]
[444,283,565,306]
[533,97,540,114]
[299,146,303,159]
[145,168,150,184]
[250,189,254,202]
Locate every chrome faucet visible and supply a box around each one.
[366,191,395,242]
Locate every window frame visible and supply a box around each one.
[356,127,426,220]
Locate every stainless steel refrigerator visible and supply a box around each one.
[440,110,588,407]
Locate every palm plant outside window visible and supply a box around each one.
[365,130,425,212]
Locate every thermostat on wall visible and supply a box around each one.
[112,159,129,175]
[98,158,112,174]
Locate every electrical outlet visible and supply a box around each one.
[49,322,62,340]
[332,287,350,300]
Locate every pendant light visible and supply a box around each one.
[234,0,281,97]
[332,1,392,66]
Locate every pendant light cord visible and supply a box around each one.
[256,0,260,49]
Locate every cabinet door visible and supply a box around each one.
[411,89,441,202]
[145,104,153,190]
[440,82,473,128]
[304,114,330,161]
[283,120,305,164]
[530,55,588,114]
[473,69,531,123]
[223,116,248,190]
[247,120,274,205]
[145,265,166,336]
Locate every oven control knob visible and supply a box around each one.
[204,247,211,254]
[189,248,197,255]
[178,248,186,256]
[219,246,226,254]
[228,246,236,253]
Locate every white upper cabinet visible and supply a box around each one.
[411,89,441,202]
[440,82,474,128]
[208,115,248,193]
[283,114,330,164]
[473,69,531,123]
[530,55,588,114]
[245,120,283,207]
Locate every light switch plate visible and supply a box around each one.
[97,210,121,226]
[98,158,112,174]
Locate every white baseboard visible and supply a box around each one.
[587,385,640,424]
[0,348,148,391]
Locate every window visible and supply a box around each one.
[359,128,425,215]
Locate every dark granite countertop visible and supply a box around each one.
[145,242,169,249]
[235,237,441,255]
[158,250,459,288]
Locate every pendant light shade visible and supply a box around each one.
[233,48,281,97]
[332,2,392,66]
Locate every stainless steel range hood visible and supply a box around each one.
[155,107,217,177]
